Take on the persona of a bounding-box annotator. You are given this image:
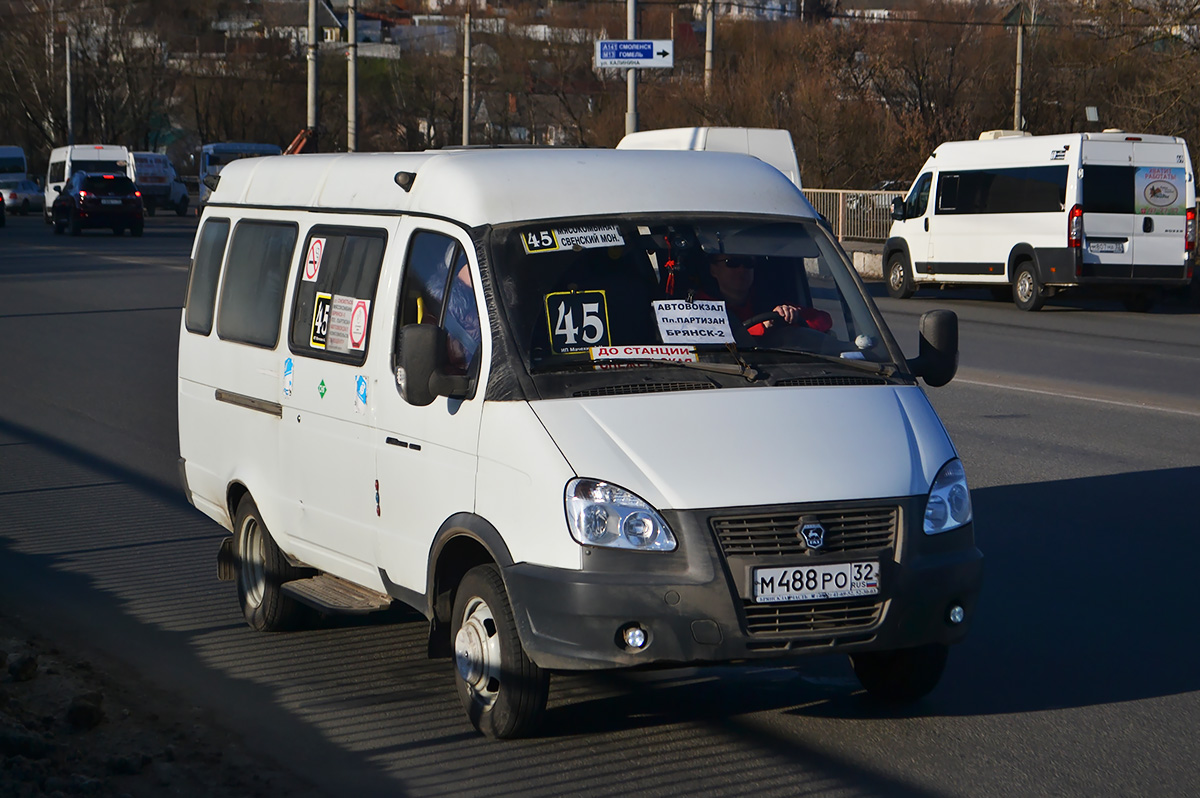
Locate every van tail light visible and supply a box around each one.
[1185,207,1196,252]
[134,190,141,198]
[1068,204,1084,248]
[78,190,88,199]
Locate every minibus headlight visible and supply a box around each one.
[565,479,677,551]
[924,458,973,535]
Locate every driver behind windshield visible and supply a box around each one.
[698,253,832,336]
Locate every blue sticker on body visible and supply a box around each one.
[283,357,294,397]
[355,375,368,412]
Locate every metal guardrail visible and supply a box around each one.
[802,189,904,242]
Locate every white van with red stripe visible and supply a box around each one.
[885,130,1196,311]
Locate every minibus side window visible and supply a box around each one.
[288,226,387,365]
[216,221,297,348]
[48,161,65,184]
[184,218,231,335]
[396,231,481,379]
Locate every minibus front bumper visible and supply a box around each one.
[502,500,983,671]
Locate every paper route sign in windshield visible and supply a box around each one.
[653,299,734,344]
[521,224,625,254]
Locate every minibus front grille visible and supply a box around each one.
[712,506,898,557]
[774,376,889,387]
[741,597,882,637]
[572,381,715,397]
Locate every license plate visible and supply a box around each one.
[101,198,121,205]
[752,562,879,603]
[1089,241,1124,253]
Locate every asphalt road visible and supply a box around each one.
[1,212,1198,797]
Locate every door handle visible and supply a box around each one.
[924,218,929,232]
[1143,217,1153,233]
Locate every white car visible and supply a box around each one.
[0,179,43,215]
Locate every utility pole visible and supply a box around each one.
[462,5,471,146]
[348,0,357,151]
[307,0,319,151]
[626,0,637,135]
[704,0,714,100]
[1013,9,1024,131]
[66,30,74,146]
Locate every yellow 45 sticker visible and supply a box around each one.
[545,290,611,353]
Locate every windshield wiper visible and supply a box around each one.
[745,347,898,377]
[531,355,758,382]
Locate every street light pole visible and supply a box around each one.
[462,5,471,146]
[1013,12,1024,131]
[348,0,357,151]
[626,0,637,135]
[307,0,319,151]
[704,0,714,100]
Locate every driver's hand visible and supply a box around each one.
[770,304,834,333]
[769,304,802,326]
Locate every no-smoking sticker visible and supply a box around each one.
[302,237,326,282]
[349,299,370,351]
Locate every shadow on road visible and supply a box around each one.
[2,408,1198,796]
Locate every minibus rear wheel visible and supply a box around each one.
[451,564,549,738]
[1012,262,1046,311]
[233,496,310,632]
[849,643,948,703]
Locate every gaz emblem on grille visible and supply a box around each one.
[796,516,826,551]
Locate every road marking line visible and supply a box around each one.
[956,377,1200,418]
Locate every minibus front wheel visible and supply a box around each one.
[849,643,948,703]
[451,564,549,739]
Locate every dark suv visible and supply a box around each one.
[52,172,144,236]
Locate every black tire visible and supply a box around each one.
[885,254,916,299]
[452,564,549,739]
[1121,291,1156,313]
[131,222,144,238]
[175,196,189,217]
[232,496,310,632]
[1012,261,1045,311]
[146,203,156,217]
[20,200,30,215]
[850,643,948,703]
[69,211,82,236]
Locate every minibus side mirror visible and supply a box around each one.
[907,310,958,387]
[891,197,906,221]
[396,323,473,406]
[54,185,62,194]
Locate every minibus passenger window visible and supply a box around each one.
[216,221,297,348]
[184,219,231,335]
[287,226,386,364]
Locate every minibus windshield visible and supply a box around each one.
[488,215,898,381]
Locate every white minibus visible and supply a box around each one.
[43,144,134,223]
[0,145,27,180]
[885,130,1196,311]
[178,148,982,738]
[132,152,190,216]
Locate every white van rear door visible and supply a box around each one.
[1131,140,1190,270]
[1081,140,1136,274]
